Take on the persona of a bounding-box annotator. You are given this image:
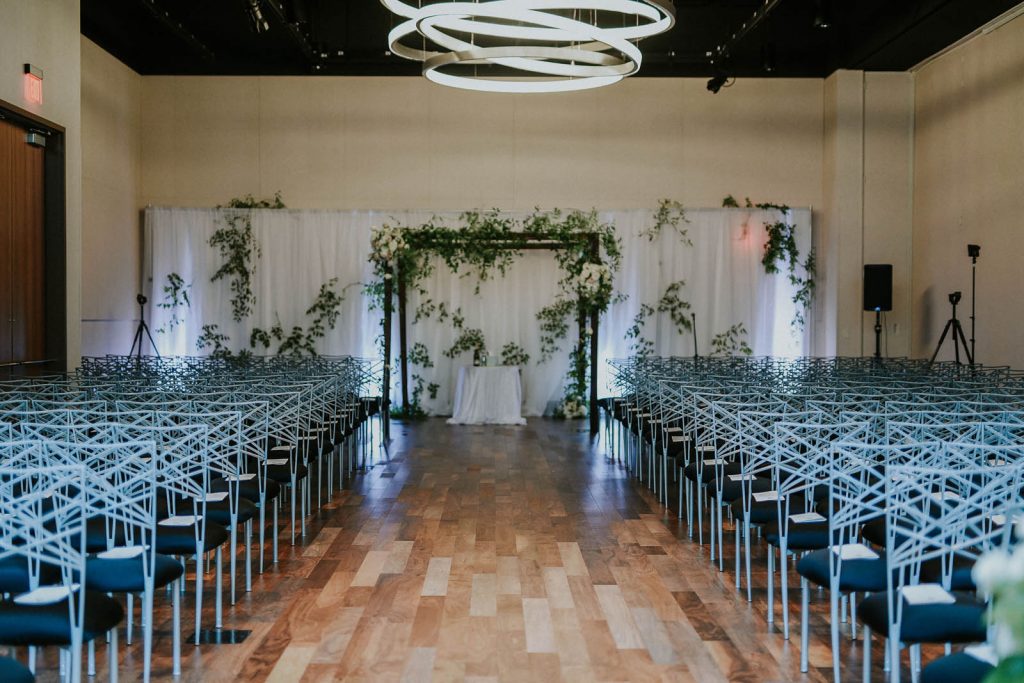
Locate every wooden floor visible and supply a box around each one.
[37,418,898,682]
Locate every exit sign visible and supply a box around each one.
[23,64,43,105]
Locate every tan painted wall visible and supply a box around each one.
[912,13,1024,367]
[818,71,914,358]
[0,0,82,367]
[80,37,142,357]
[138,76,825,211]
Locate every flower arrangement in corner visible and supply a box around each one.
[557,395,588,420]
[575,262,613,310]
[970,519,1024,682]
[370,225,408,278]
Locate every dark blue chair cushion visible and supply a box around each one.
[155,521,229,555]
[921,556,977,592]
[85,552,184,593]
[711,476,774,504]
[266,461,308,484]
[764,520,833,551]
[201,496,258,527]
[921,652,994,683]
[731,498,783,524]
[212,475,281,503]
[0,655,34,683]
[683,460,740,485]
[858,590,987,644]
[0,557,60,594]
[797,548,890,592]
[0,590,124,645]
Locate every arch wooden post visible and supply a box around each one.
[397,262,410,414]
[589,233,600,436]
[381,275,393,442]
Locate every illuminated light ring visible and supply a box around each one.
[381,0,675,40]
[417,10,642,79]
[396,5,643,80]
[386,0,672,61]
[422,44,638,81]
[380,0,673,92]
[424,65,624,93]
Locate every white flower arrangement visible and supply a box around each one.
[970,518,1024,679]
[370,225,407,266]
[575,262,611,298]
[559,396,588,419]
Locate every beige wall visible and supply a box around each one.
[0,0,82,367]
[817,70,914,358]
[912,12,1024,367]
[138,76,824,211]
[80,37,142,357]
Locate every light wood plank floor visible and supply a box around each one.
[33,418,910,681]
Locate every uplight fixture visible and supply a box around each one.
[380,0,676,93]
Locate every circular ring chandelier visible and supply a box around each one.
[380,0,676,93]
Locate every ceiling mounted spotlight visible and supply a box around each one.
[246,0,270,33]
[813,0,832,29]
[706,74,729,94]
[379,0,676,93]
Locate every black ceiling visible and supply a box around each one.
[81,0,1022,79]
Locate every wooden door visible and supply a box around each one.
[0,118,46,364]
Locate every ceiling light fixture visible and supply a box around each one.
[379,0,676,93]
[247,0,270,33]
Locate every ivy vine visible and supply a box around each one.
[642,199,692,243]
[500,343,530,367]
[210,192,284,321]
[721,195,817,328]
[710,323,753,357]
[155,272,190,334]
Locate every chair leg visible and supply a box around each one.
[831,589,842,682]
[142,588,154,683]
[744,520,753,603]
[781,544,790,639]
[215,546,223,629]
[245,520,253,593]
[229,518,237,605]
[108,623,118,683]
[172,577,181,677]
[126,593,134,644]
[767,545,775,625]
[800,577,809,672]
[863,626,872,683]
[194,553,204,645]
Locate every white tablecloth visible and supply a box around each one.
[446,366,526,426]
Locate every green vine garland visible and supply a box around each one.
[721,195,817,328]
[210,192,284,321]
[710,323,753,357]
[155,272,190,334]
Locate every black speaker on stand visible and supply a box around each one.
[863,264,892,361]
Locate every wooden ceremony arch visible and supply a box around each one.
[380,232,602,439]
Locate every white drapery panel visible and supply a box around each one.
[143,206,811,413]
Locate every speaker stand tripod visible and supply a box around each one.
[128,295,160,359]
[929,297,972,367]
[872,309,882,363]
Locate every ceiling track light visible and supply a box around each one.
[813,0,832,29]
[379,0,676,93]
[247,0,270,33]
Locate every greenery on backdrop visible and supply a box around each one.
[710,323,753,357]
[155,273,191,334]
[368,208,623,419]
[722,194,817,328]
[159,193,349,360]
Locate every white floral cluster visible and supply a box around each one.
[973,518,1024,657]
[575,262,611,299]
[370,225,407,268]
[560,396,587,419]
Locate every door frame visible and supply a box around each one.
[0,97,66,377]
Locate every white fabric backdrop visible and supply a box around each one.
[143,206,811,415]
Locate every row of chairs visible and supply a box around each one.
[0,354,384,682]
[604,355,1024,683]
